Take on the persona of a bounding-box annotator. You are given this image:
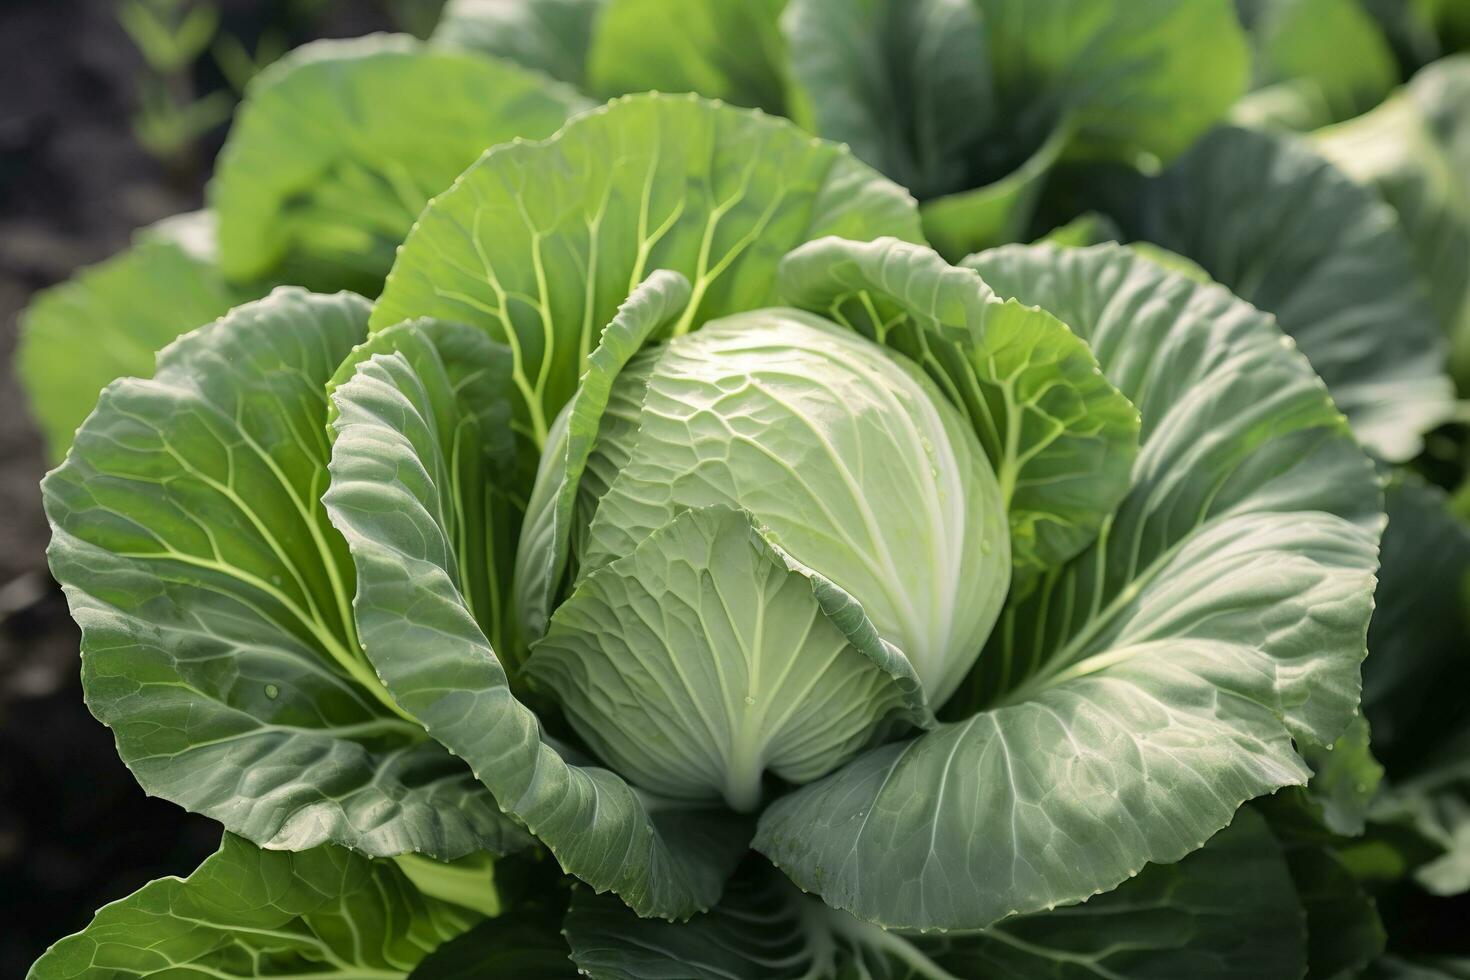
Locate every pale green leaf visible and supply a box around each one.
[28,834,479,980]
[777,236,1140,589]
[393,851,501,918]
[323,322,749,920]
[43,288,526,858]
[17,211,251,460]
[528,505,930,812]
[1302,714,1386,838]
[371,92,922,449]
[1117,124,1455,461]
[755,243,1381,930]
[513,270,691,645]
[211,34,589,291]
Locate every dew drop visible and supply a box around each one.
[264,684,279,700]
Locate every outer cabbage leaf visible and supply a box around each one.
[324,322,749,920]
[1316,55,1470,389]
[754,243,1381,930]
[210,34,589,292]
[778,236,1140,590]
[586,0,788,114]
[1116,124,1455,461]
[17,211,252,460]
[431,0,606,86]
[566,809,1306,980]
[42,288,527,859]
[372,93,921,448]
[528,505,930,811]
[27,834,479,980]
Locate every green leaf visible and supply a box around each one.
[323,320,749,920]
[408,909,578,979]
[576,310,1009,708]
[1315,55,1470,390]
[1282,841,1386,980]
[1233,0,1399,130]
[1364,957,1470,980]
[1302,714,1386,838]
[17,211,251,460]
[28,834,480,980]
[1116,124,1455,461]
[567,809,1306,979]
[754,243,1382,930]
[431,0,606,87]
[393,851,501,918]
[211,34,589,292]
[975,0,1249,164]
[919,122,1072,260]
[777,236,1140,590]
[1361,475,1470,896]
[782,0,1248,259]
[564,863,821,980]
[1364,476,1470,762]
[781,0,995,201]
[371,92,922,449]
[1039,212,1122,248]
[43,288,525,859]
[513,270,691,644]
[937,808,1306,979]
[528,505,930,812]
[587,0,789,113]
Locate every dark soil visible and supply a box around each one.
[0,1,392,973]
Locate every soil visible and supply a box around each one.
[0,1,391,973]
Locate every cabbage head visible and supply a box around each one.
[519,309,1009,809]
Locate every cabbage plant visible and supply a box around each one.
[25,92,1390,979]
